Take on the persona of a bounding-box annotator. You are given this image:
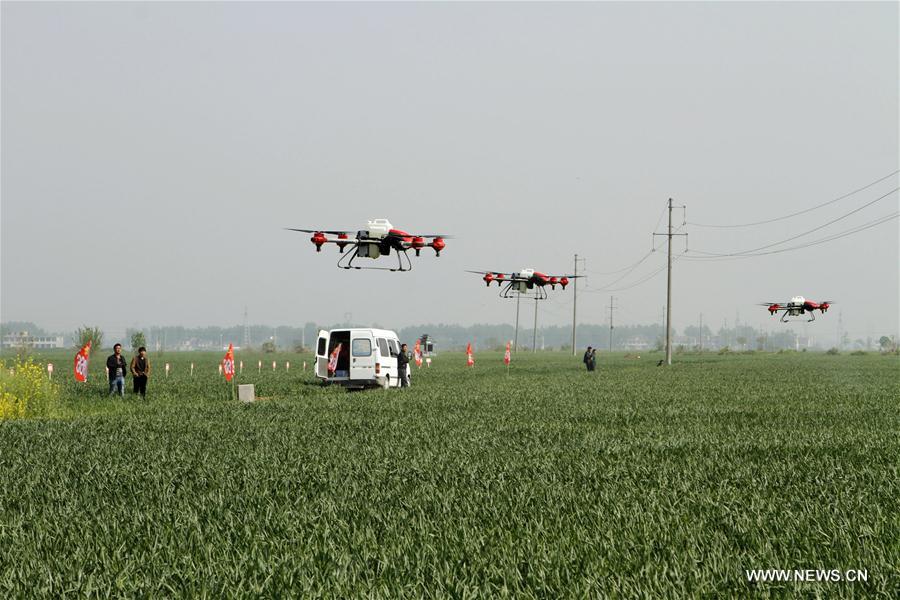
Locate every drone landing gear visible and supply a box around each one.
[499,282,547,300]
[780,311,815,323]
[337,245,413,272]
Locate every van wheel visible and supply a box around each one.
[381,375,390,390]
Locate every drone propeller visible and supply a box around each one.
[286,228,353,235]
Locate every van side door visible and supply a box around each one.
[388,338,402,386]
[349,333,376,381]
[315,330,330,379]
[376,337,397,385]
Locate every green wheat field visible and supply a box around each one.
[1,350,898,597]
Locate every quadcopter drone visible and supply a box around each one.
[288,219,449,272]
[467,268,582,300]
[760,296,834,323]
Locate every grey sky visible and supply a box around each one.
[2,1,897,344]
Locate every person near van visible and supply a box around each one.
[583,346,596,372]
[130,346,151,398]
[107,344,127,397]
[397,343,410,387]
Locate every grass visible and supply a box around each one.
[0,350,898,597]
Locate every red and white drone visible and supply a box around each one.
[467,268,582,300]
[760,296,834,323]
[288,219,449,272]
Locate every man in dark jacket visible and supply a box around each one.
[107,343,127,397]
[130,346,151,398]
[583,346,596,372]
[397,343,410,388]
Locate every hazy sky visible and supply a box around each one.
[2,1,898,344]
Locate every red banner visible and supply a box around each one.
[414,340,423,367]
[504,341,511,365]
[73,341,91,382]
[328,343,342,376]
[222,343,235,382]
[466,342,475,367]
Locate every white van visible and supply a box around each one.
[315,328,407,389]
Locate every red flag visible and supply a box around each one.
[73,341,91,382]
[414,340,423,367]
[222,343,235,382]
[327,343,342,376]
[504,341,511,365]
[466,342,475,367]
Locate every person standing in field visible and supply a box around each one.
[130,346,151,398]
[397,343,410,388]
[107,343,127,397]
[583,346,596,372]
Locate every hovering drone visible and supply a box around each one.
[760,296,834,322]
[288,219,449,271]
[467,268,582,299]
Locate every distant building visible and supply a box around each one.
[622,337,649,351]
[2,331,65,350]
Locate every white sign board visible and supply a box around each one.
[238,384,256,402]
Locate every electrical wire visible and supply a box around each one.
[682,211,899,261]
[688,187,898,257]
[601,255,683,292]
[688,170,899,228]
[585,201,671,277]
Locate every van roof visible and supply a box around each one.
[329,328,399,338]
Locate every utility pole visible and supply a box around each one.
[243,306,250,349]
[532,297,539,352]
[698,313,703,351]
[838,311,844,350]
[514,292,521,353]
[608,296,617,353]
[571,254,586,355]
[653,198,687,366]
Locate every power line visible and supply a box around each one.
[583,223,689,294]
[683,211,899,261]
[585,222,687,290]
[688,170,899,228]
[688,187,898,258]
[585,201,674,277]
[586,260,670,293]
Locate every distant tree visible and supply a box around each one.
[131,331,147,352]
[879,336,891,351]
[261,340,276,353]
[75,326,103,350]
[756,336,766,351]
[736,336,747,350]
[826,347,840,355]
